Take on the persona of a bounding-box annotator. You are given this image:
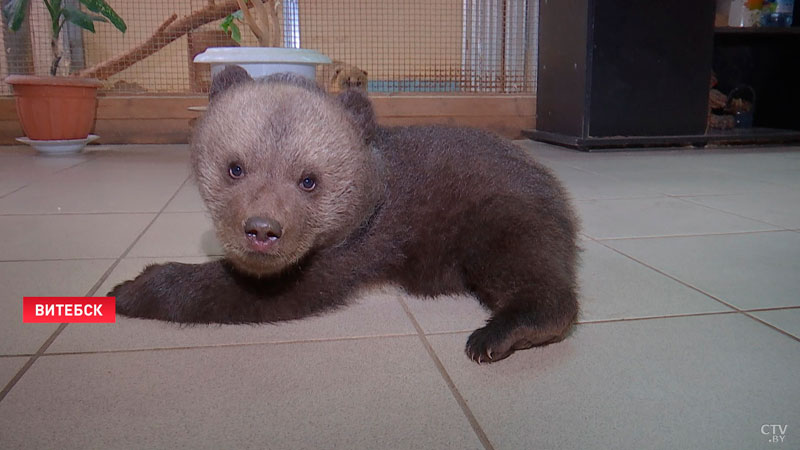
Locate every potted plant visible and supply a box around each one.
[3,0,126,154]
[193,0,329,81]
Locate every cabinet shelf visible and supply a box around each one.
[715,26,800,35]
[523,127,800,151]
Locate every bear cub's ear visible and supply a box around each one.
[209,65,253,101]
[338,89,378,143]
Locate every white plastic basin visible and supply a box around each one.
[193,47,331,79]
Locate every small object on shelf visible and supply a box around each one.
[709,113,736,129]
[708,73,735,130]
[710,89,728,109]
[760,0,794,26]
[726,85,756,128]
[716,0,732,26]
[728,0,763,26]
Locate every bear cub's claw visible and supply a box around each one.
[465,325,517,364]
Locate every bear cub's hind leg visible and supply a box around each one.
[465,286,578,364]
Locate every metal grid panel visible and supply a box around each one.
[2,0,537,95]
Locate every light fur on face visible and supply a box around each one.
[191,81,381,276]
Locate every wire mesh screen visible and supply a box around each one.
[1,0,538,95]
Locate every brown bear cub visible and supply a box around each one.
[111,66,580,363]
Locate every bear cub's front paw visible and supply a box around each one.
[108,264,172,320]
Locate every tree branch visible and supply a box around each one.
[236,0,266,45]
[75,1,242,80]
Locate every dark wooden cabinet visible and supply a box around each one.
[526,0,800,150]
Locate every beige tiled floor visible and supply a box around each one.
[0,142,798,449]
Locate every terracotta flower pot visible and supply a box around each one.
[4,75,103,140]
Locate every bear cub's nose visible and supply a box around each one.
[244,216,283,241]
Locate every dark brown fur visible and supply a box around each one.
[110,67,580,363]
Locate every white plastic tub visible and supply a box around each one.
[193,47,331,80]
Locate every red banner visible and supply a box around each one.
[23,297,116,323]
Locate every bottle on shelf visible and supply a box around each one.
[760,0,794,26]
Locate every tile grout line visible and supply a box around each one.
[0,156,95,201]
[667,192,748,198]
[0,254,223,263]
[416,312,746,338]
[670,195,791,230]
[538,153,798,205]
[591,240,743,312]
[572,195,668,201]
[0,323,68,402]
[576,305,800,325]
[740,312,800,342]
[0,174,192,404]
[577,310,742,324]
[536,157,694,200]
[545,152,793,192]
[0,185,27,200]
[420,306,800,337]
[0,211,184,217]
[89,253,225,260]
[396,297,496,450]
[0,257,119,263]
[591,239,800,339]
[592,228,791,242]
[26,333,422,358]
[4,305,798,359]
[84,174,193,298]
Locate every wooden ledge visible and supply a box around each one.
[0,94,535,144]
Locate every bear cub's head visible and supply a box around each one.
[191,66,382,277]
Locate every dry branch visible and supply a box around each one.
[266,0,282,47]
[251,0,272,36]
[76,1,242,80]
[236,0,266,44]
[236,0,281,47]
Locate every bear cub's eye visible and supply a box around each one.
[228,163,244,179]
[300,175,317,191]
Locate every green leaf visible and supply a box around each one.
[2,0,30,32]
[220,14,234,29]
[230,22,241,43]
[78,0,126,32]
[220,14,242,43]
[62,5,101,32]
